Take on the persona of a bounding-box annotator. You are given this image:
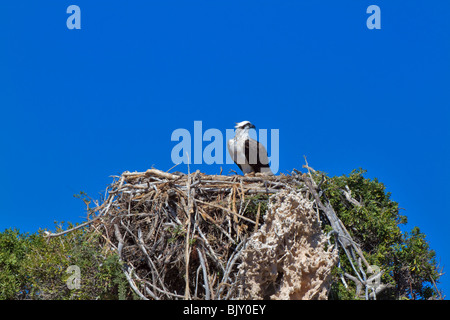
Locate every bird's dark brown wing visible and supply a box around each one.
[244,139,270,173]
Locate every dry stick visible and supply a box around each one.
[197,247,211,300]
[197,206,234,243]
[194,226,225,273]
[113,224,124,259]
[91,222,115,253]
[254,203,261,232]
[130,267,159,300]
[194,266,201,299]
[239,179,246,214]
[341,221,370,270]
[143,279,185,299]
[184,153,192,300]
[341,243,366,290]
[202,246,214,299]
[43,192,116,238]
[303,155,316,184]
[226,191,233,239]
[342,185,362,207]
[220,239,246,300]
[113,223,152,300]
[43,216,102,238]
[166,162,180,173]
[430,275,443,300]
[343,273,363,296]
[126,264,159,300]
[302,177,352,248]
[123,267,150,300]
[302,168,381,300]
[239,199,252,219]
[194,198,256,225]
[199,187,279,194]
[232,185,238,223]
[119,214,167,300]
[123,168,179,180]
[136,228,170,298]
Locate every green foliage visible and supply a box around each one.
[0,223,131,300]
[168,225,184,244]
[320,169,442,299]
[0,229,31,299]
[391,226,441,299]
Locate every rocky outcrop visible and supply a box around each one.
[238,190,338,300]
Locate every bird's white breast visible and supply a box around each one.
[227,138,254,174]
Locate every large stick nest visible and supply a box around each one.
[45,166,387,300]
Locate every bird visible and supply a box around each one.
[227,121,273,175]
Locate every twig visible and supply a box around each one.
[342,185,362,207]
[218,239,246,299]
[254,203,261,233]
[123,267,150,300]
[123,168,179,180]
[194,198,256,225]
[43,216,102,238]
[184,153,192,300]
[197,247,211,300]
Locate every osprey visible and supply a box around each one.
[227,121,273,175]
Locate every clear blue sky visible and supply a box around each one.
[1,1,449,297]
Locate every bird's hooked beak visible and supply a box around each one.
[234,121,256,129]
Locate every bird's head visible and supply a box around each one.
[234,120,256,130]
